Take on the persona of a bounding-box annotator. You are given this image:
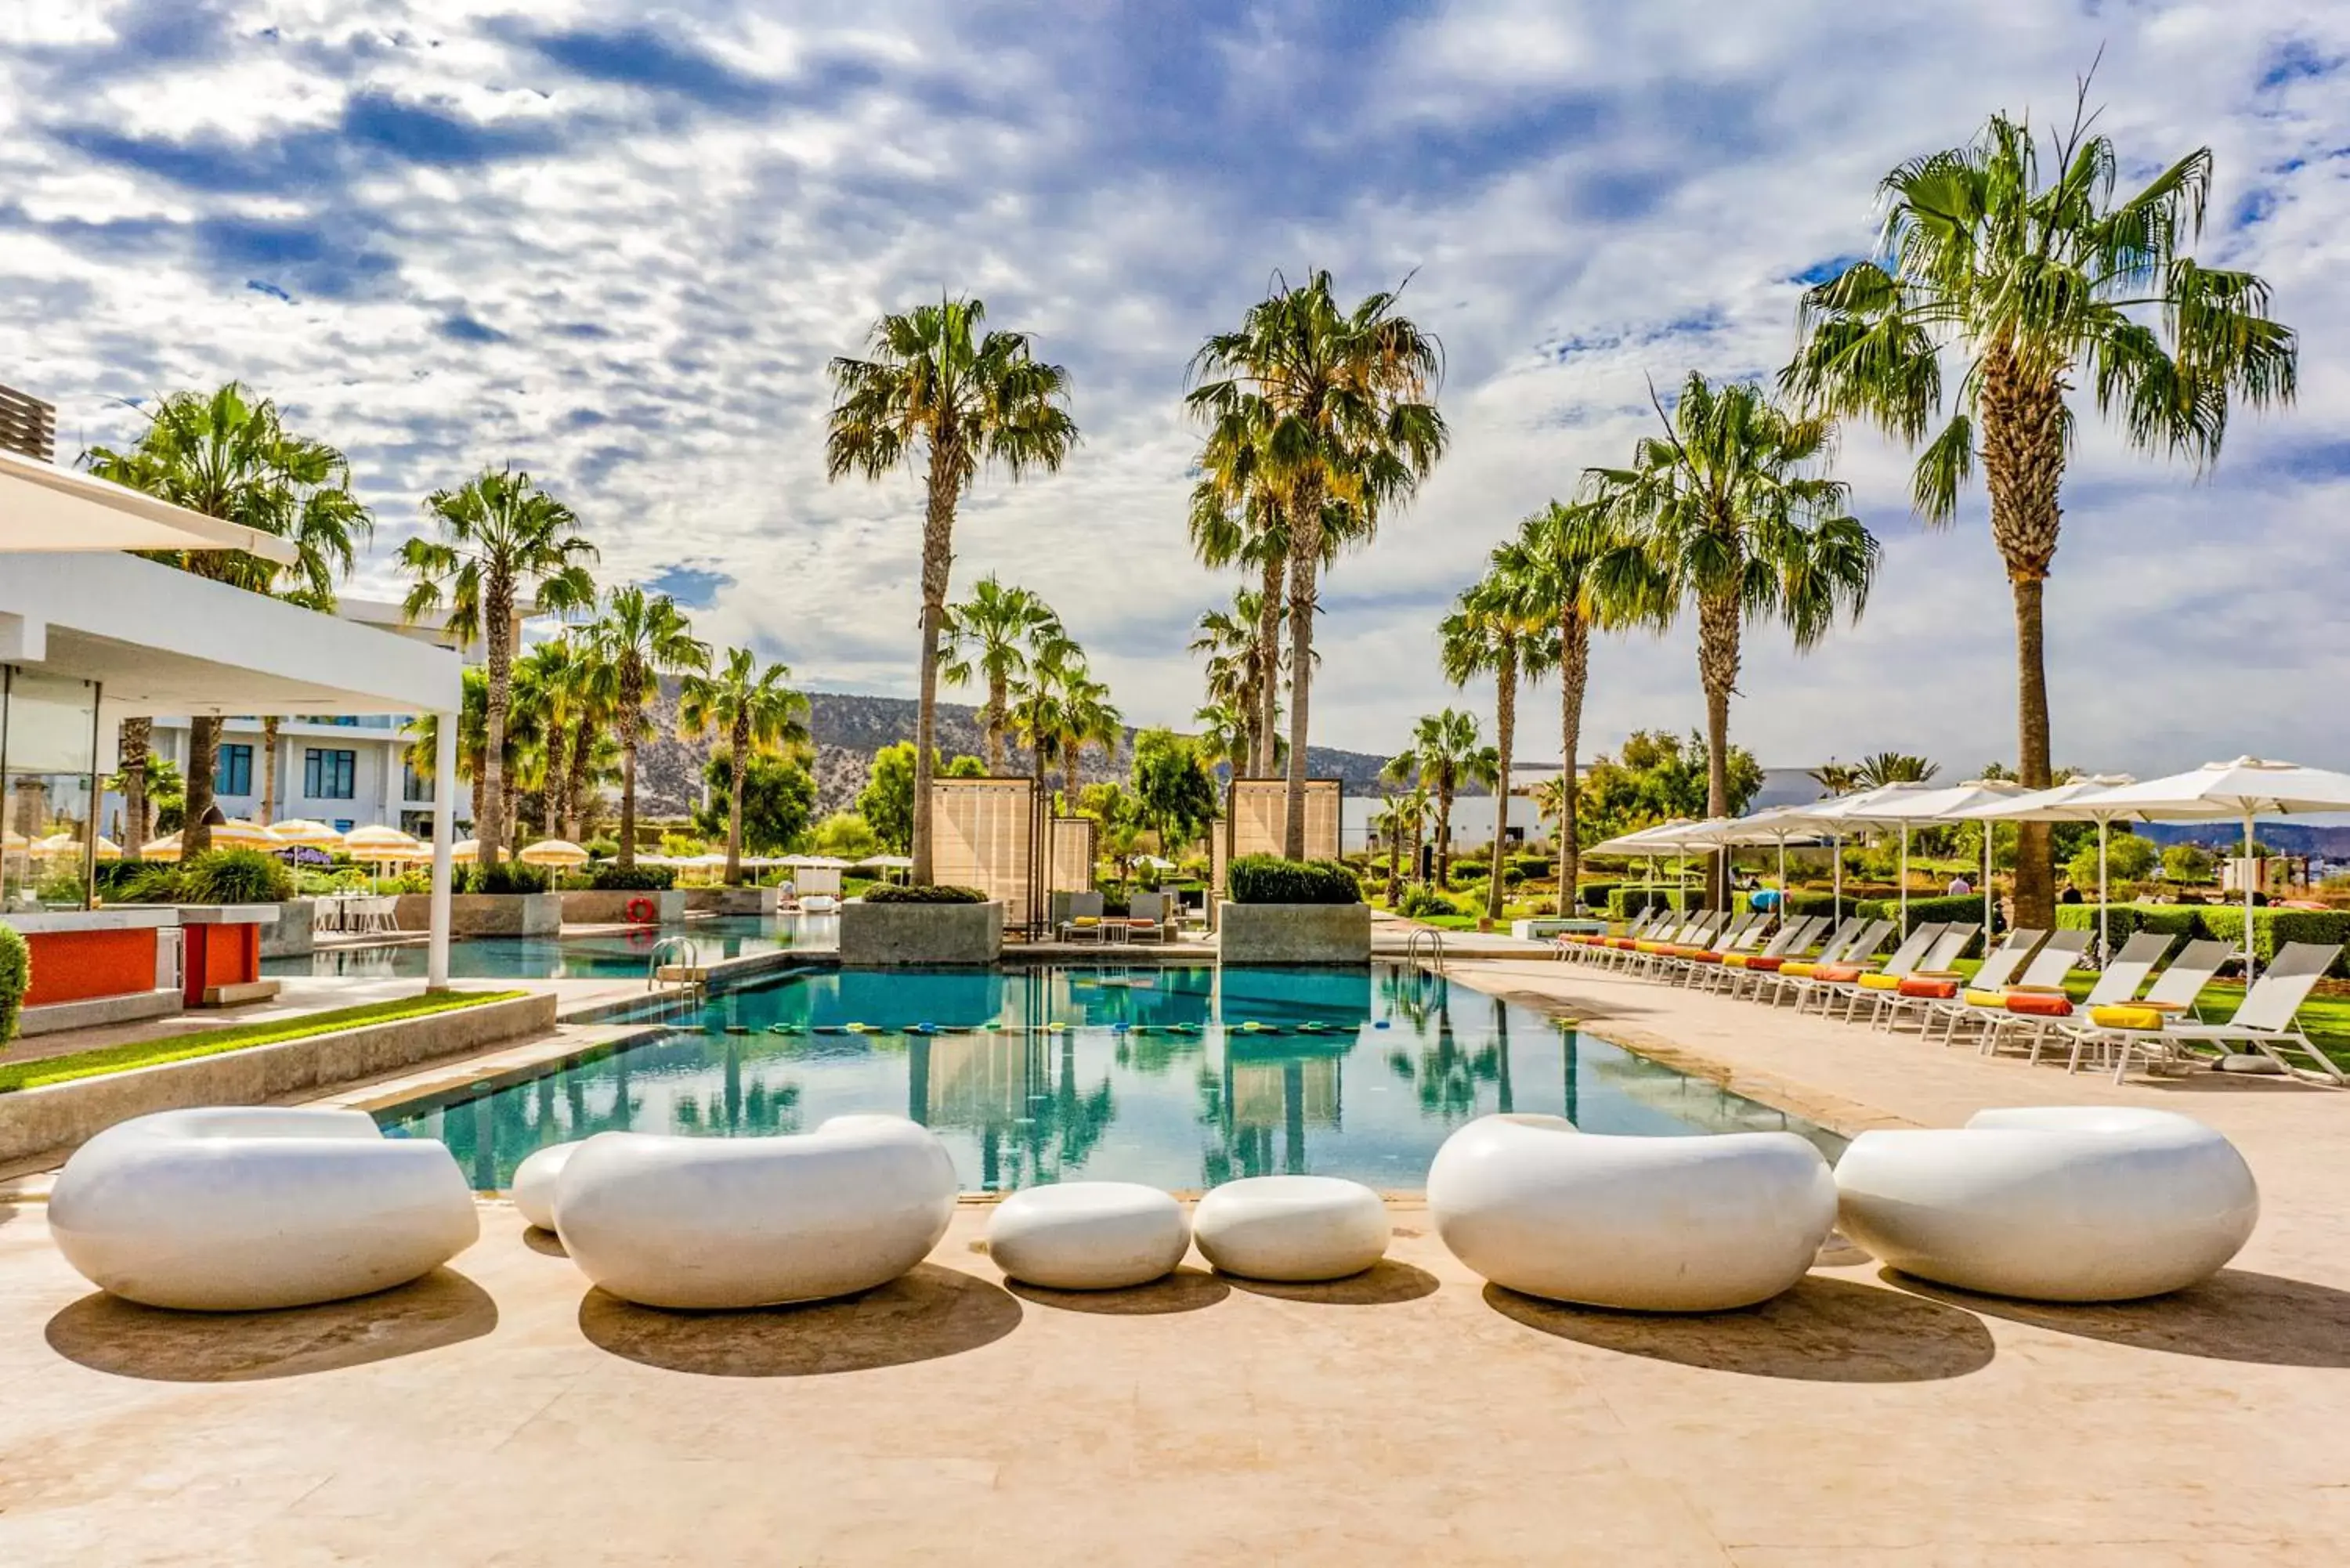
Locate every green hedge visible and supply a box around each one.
[585,863,675,891]
[179,848,295,905]
[2056,904,2350,977]
[1575,881,1621,912]
[461,862,551,894]
[1228,854,1361,906]
[0,923,29,1044]
[1854,894,1998,942]
[862,883,986,905]
[1607,887,1691,919]
[1396,884,1459,919]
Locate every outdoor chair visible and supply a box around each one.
[1125,891,1174,943]
[1981,930,2175,1060]
[1963,930,2095,1054]
[1756,919,1891,1007]
[2059,939,2230,1075]
[2093,941,2345,1083]
[1696,915,1822,995]
[1860,922,1983,1028]
[1725,915,1849,999]
[1914,928,2045,1044]
[1808,921,1948,1020]
[1058,891,1107,943]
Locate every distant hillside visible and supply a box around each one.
[2135,822,2350,858]
[629,685,1400,817]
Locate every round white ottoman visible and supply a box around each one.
[49,1107,480,1311]
[1834,1106,2258,1301]
[557,1115,959,1309]
[511,1141,580,1233]
[1428,1115,1836,1312]
[987,1182,1190,1290]
[1192,1176,1387,1281]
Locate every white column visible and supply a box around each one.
[427,710,457,990]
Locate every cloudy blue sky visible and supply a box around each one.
[6,1,2348,774]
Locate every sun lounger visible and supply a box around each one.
[1977,930,2176,1059]
[1759,919,1892,1007]
[1697,916,1823,994]
[1860,922,1983,1029]
[1911,928,2042,1044]
[2058,939,2231,1075]
[1812,922,1948,1021]
[1965,930,2095,1054]
[2095,941,2345,1083]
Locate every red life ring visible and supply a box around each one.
[624,897,657,924]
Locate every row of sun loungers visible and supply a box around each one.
[1556,907,2342,1083]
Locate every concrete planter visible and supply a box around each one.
[559,889,687,926]
[837,899,1003,966]
[260,898,316,957]
[685,887,778,916]
[1217,901,1372,965]
[392,891,564,937]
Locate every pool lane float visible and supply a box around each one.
[768,1024,808,1036]
[1373,1021,1391,1030]
[723,1025,753,1036]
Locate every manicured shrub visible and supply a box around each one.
[1510,855,1554,880]
[1606,887,1691,919]
[586,864,676,892]
[1227,854,1361,906]
[0,923,29,1045]
[1574,881,1621,911]
[2056,904,2350,977]
[463,862,551,894]
[177,848,295,905]
[583,836,622,859]
[1396,884,1456,919]
[1855,893,1997,939]
[862,883,987,905]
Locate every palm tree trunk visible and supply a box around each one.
[1437,782,1454,889]
[913,446,960,884]
[725,717,748,886]
[2010,575,2055,925]
[617,664,643,869]
[1386,818,1401,901]
[1697,587,1741,911]
[1488,642,1517,922]
[119,717,150,857]
[185,717,218,857]
[478,585,512,866]
[1980,353,2066,930]
[1256,551,1285,777]
[1064,742,1080,807]
[1557,611,1589,910]
[1282,521,1318,858]
[565,713,596,844]
[259,716,280,826]
[542,723,568,840]
[985,674,1007,774]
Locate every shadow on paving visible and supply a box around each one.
[522,1226,569,1258]
[45,1269,497,1382]
[1889,1267,2350,1367]
[1484,1276,1997,1382]
[1224,1259,1442,1306]
[1008,1265,1231,1315]
[577,1263,1021,1376]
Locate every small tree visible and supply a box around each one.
[696,751,819,857]
[858,744,984,854]
[2162,843,2216,884]
[1130,729,1218,854]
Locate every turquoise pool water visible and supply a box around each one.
[263,914,818,981]
[380,963,1843,1193]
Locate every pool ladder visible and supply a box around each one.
[649,935,704,1000]
[1405,927,1448,975]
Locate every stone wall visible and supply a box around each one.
[389,892,566,937]
[1216,902,1372,965]
[559,889,689,926]
[837,900,1003,966]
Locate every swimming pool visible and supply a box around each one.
[379,963,1842,1193]
[264,913,828,981]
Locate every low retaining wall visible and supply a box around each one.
[837,900,1003,966]
[560,889,688,926]
[0,991,558,1167]
[393,891,565,937]
[1217,902,1372,964]
[258,899,316,958]
[685,887,778,916]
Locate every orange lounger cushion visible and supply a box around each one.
[2090,1004,2166,1031]
[2005,992,2074,1019]
[1741,956,1786,973]
[1810,964,1864,983]
[1856,973,1903,992]
[1898,976,1959,999]
[1686,951,1726,964]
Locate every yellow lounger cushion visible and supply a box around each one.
[1723,954,1753,969]
[1072,917,1100,927]
[1779,963,1818,979]
[1962,988,2008,1008]
[1856,973,1903,991]
[2090,1004,2167,1031]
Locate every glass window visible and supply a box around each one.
[2,667,101,912]
[215,743,253,797]
[305,748,357,800]
[402,761,433,804]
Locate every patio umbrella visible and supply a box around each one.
[782,854,854,869]
[137,831,183,862]
[1950,775,2137,960]
[1839,781,2031,932]
[448,838,480,860]
[1588,818,1718,915]
[344,824,421,854]
[1702,805,1832,916]
[2063,757,2350,979]
[855,854,915,869]
[34,831,121,861]
[269,818,345,848]
[208,818,280,850]
[518,839,591,868]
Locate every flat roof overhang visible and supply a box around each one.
[0,448,301,565]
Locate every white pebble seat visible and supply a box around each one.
[48,1107,479,1311]
[556,1115,958,1310]
[511,1140,580,1233]
[1834,1106,2258,1301]
[1428,1115,1836,1312]
[1192,1175,1388,1281]
[986,1182,1190,1290]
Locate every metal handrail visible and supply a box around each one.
[1405,927,1447,975]
[648,935,703,993]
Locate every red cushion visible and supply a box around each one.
[1742,956,1786,973]
[2005,992,2074,1018]
[1608,938,1638,950]
[1898,976,1959,999]
[1810,964,1864,983]
[1687,951,1725,964]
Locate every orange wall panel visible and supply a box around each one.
[23,929,160,1007]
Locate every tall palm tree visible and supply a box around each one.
[401,468,598,868]
[1380,709,1497,888]
[1191,701,1252,782]
[1188,271,1448,855]
[513,637,586,840]
[84,383,369,855]
[1782,92,2296,927]
[941,576,1061,772]
[1806,761,1862,797]
[1582,373,1878,906]
[826,296,1079,883]
[1373,783,1432,901]
[1855,752,1940,789]
[1057,669,1122,804]
[1441,556,1560,921]
[588,587,710,869]
[1511,499,1660,906]
[679,648,812,885]
[1189,587,1276,773]
[116,718,152,856]
[1187,417,1297,778]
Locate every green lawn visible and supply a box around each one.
[0,989,528,1093]
[1940,959,2350,1072]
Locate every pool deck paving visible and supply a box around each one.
[2,956,2348,1563]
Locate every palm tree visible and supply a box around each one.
[1855,752,1940,789]
[941,576,1061,772]
[84,383,369,855]
[588,587,710,869]
[1187,418,1296,778]
[1380,709,1497,889]
[826,296,1078,883]
[1782,90,2296,927]
[401,468,598,868]
[1191,701,1251,782]
[1441,556,1560,921]
[679,648,812,885]
[1582,372,1878,907]
[1054,667,1122,805]
[1189,587,1276,774]
[1806,761,1862,797]
[512,638,587,840]
[1510,499,1659,907]
[1188,270,1448,855]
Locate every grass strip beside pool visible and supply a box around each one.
[0,990,530,1093]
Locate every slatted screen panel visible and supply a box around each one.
[931,775,1037,931]
[1213,779,1342,897]
[0,385,56,463]
[1047,816,1096,894]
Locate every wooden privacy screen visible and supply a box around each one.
[931,775,1039,932]
[1213,779,1342,897]
[1047,816,1096,894]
